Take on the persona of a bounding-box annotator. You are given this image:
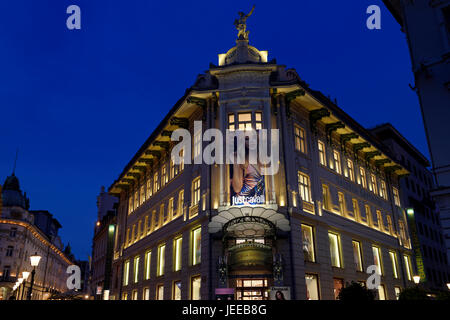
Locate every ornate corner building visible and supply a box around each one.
[106,17,416,300]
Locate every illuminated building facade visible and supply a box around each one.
[108,20,414,300]
[0,174,72,300]
[371,123,449,289]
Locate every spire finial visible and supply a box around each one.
[234,5,255,40]
[12,148,19,175]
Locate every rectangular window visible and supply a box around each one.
[346,159,354,181]
[160,204,166,225]
[126,228,130,246]
[161,165,167,187]
[179,149,185,172]
[170,160,175,180]
[6,246,13,257]
[140,184,145,205]
[365,205,372,226]
[332,150,341,174]
[393,187,400,206]
[338,192,346,216]
[192,227,202,265]
[193,128,202,159]
[333,278,344,300]
[389,251,399,279]
[10,228,17,238]
[370,174,378,194]
[157,284,164,300]
[329,233,342,268]
[305,274,319,300]
[122,292,128,300]
[173,281,181,300]
[133,255,140,283]
[134,190,139,209]
[377,284,386,300]
[132,290,138,300]
[352,199,360,221]
[352,240,363,272]
[380,180,387,199]
[178,190,184,217]
[372,246,383,276]
[394,287,401,300]
[376,211,383,230]
[294,125,307,153]
[403,255,413,281]
[322,185,330,210]
[157,244,165,277]
[154,172,159,192]
[123,260,130,286]
[228,114,235,131]
[359,168,367,188]
[301,224,315,262]
[132,224,136,243]
[318,140,326,165]
[144,250,151,280]
[137,220,142,239]
[238,112,253,131]
[192,177,201,206]
[174,237,182,272]
[255,112,262,130]
[191,276,201,300]
[298,172,312,203]
[143,288,150,300]
[168,197,174,220]
[147,178,153,198]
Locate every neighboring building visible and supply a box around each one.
[91,187,118,299]
[107,14,415,300]
[0,173,72,300]
[370,123,449,289]
[383,0,450,268]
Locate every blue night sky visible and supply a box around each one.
[0,0,426,259]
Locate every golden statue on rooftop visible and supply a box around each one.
[234,5,255,40]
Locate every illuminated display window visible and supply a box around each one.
[318,140,326,165]
[297,172,312,203]
[173,281,181,300]
[157,284,164,300]
[372,246,383,275]
[133,255,140,283]
[191,276,201,300]
[329,232,342,268]
[174,237,182,272]
[305,274,319,300]
[157,244,165,277]
[333,278,344,300]
[294,125,307,153]
[132,290,138,300]
[389,251,399,279]
[143,288,150,300]
[352,240,363,272]
[192,227,202,265]
[144,250,151,280]
[123,260,130,286]
[301,224,315,262]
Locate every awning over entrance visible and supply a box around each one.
[208,206,290,234]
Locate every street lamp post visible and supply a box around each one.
[27,252,41,300]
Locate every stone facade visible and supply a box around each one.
[107,33,415,300]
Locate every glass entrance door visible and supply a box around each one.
[235,279,269,300]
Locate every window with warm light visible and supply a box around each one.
[376,211,383,230]
[301,224,315,262]
[305,274,319,300]
[346,159,354,181]
[143,288,150,300]
[132,290,138,300]
[359,167,367,188]
[192,177,201,206]
[294,125,307,153]
[389,251,399,279]
[365,205,372,226]
[338,192,346,215]
[174,237,182,272]
[352,240,363,272]
[133,255,140,283]
[352,199,360,221]
[157,284,164,300]
[123,260,130,286]
[173,281,181,300]
[161,165,167,187]
[372,246,383,275]
[380,180,387,200]
[193,128,202,160]
[332,150,341,174]
[154,172,159,192]
[370,174,378,194]
[192,227,202,265]
[322,185,331,210]
[393,187,401,206]
[403,255,413,281]
[178,190,184,217]
[318,140,326,165]
[168,197,174,220]
[160,204,166,225]
[157,244,165,277]
[140,184,145,205]
[298,172,312,203]
[144,250,151,280]
[191,276,201,300]
[147,178,153,198]
[329,232,342,268]
[377,284,386,300]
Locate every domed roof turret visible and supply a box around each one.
[1,174,29,209]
